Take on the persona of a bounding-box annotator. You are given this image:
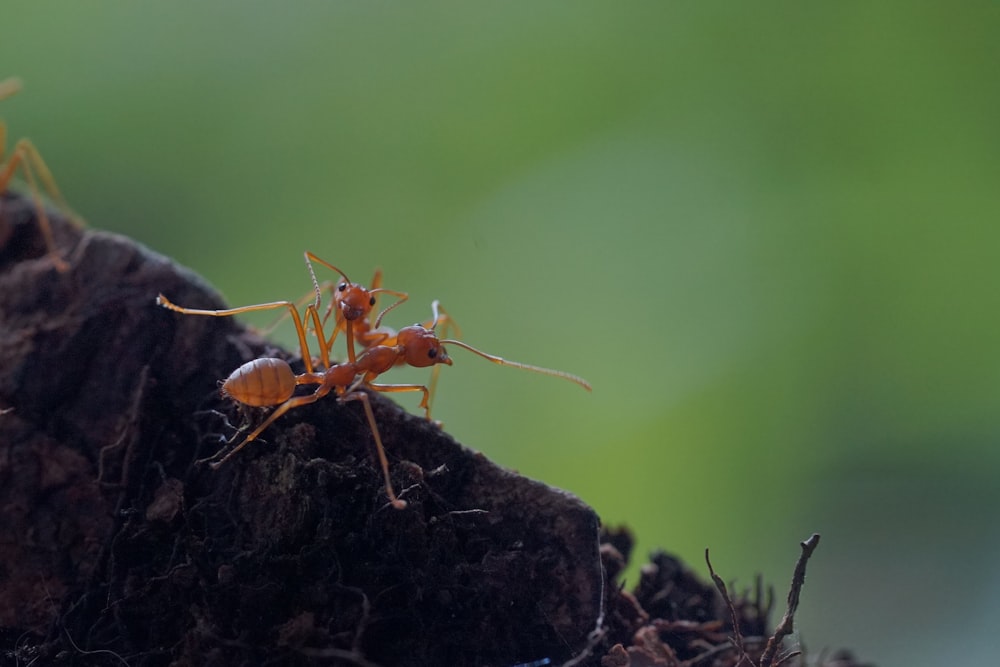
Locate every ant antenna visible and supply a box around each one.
[305,252,352,285]
[371,287,407,328]
[439,338,592,392]
[303,251,326,312]
[423,301,587,389]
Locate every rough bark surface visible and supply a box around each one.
[0,192,871,667]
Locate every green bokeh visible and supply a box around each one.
[4,4,999,664]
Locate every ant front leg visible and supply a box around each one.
[423,301,462,415]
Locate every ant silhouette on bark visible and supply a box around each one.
[157,253,591,509]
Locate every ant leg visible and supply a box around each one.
[367,382,433,421]
[156,295,318,374]
[258,280,334,337]
[0,78,20,100]
[426,365,444,418]
[326,316,350,361]
[2,78,82,274]
[424,302,461,414]
[344,320,358,365]
[303,302,332,370]
[209,384,333,469]
[356,328,393,348]
[340,390,406,509]
[0,134,75,271]
[0,138,74,217]
[369,268,382,291]
[303,252,358,360]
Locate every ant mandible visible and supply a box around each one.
[156,291,409,509]
[1,77,80,272]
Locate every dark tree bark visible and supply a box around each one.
[0,192,871,667]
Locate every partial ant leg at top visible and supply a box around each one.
[1,77,82,272]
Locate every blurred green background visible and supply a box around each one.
[4,3,998,665]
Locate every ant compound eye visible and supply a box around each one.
[338,283,347,292]
[427,348,437,359]
[369,296,376,306]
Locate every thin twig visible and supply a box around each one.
[759,533,820,667]
[774,649,802,666]
[705,548,750,666]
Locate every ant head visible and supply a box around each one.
[304,254,375,321]
[336,280,376,321]
[396,325,452,368]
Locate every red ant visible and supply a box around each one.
[156,287,591,510]
[1,77,80,272]
[262,254,411,365]
[301,252,408,364]
[156,291,411,509]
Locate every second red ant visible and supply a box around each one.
[301,252,408,364]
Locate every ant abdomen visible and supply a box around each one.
[223,357,296,407]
